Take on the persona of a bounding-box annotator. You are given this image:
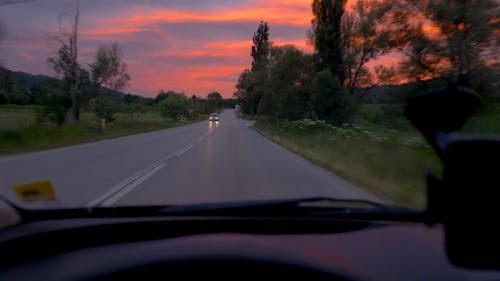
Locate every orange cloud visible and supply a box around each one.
[80,27,148,36]
[99,5,311,27]
[149,41,251,59]
[128,64,244,98]
[272,38,314,52]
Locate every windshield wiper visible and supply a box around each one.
[18,197,424,222]
[159,197,382,213]
[153,197,423,221]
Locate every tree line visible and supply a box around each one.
[0,65,231,124]
[235,0,499,125]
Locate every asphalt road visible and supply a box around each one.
[0,110,377,208]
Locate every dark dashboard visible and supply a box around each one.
[0,216,499,281]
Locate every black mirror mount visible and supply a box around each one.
[405,85,500,270]
[404,85,479,156]
[440,138,500,269]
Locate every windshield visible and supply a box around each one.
[0,0,498,211]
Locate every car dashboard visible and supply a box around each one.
[0,216,499,281]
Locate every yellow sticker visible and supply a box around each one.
[14,181,56,201]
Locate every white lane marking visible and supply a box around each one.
[86,122,221,207]
[99,163,166,207]
[176,143,194,157]
[197,132,209,143]
[85,152,176,207]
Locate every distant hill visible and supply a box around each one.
[0,66,132,100]
[0,66,52,88]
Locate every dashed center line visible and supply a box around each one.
[99,163,166,207]
[85,123,220,208]
[176,144,195,157]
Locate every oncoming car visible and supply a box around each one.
[209,113,219,122]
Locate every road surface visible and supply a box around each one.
[0,110,377,208]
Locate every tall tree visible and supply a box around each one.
[251,21,270,70]
[207,91,223,109]
[0,68,13,95]
[310,0,348,83]
[258,45,313,120]
[310,69,352,125]
[342,0,408,94]
[234,21,271,114]
[90,43,131,90]
[391,0,499,84]
[47,2,81,122]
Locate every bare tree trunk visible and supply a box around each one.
[70,2,80,122]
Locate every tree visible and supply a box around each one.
[0,89,6,104]
[90,43,130,90]
[310,0,348,83]
[0,68,13,94]
[34,78,70,126]
[123,93,140,104]
[154,90,177,104]
[159,93,189,120]
[47,2,81,122]
[234,68,267,115]
[251,21,270,70]
[342,0,408,94]
[235,21,271,115]
[190,95,212,115]
[10,79,32,105]
[207,91,223,109]
[387,0,499,84]
[310,69,352,125]
[258,45,313,120]
[222,98,237,109]
[0,68,13,103]
[89,95,120,122]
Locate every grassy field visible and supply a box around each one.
[0,105,206,156]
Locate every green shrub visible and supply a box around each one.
[35,93,70,126]
[310,70,354,125]
[0,89,7,104]
[159,94,189,120]
[89,95,120,122]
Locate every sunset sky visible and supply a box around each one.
[0,0,396,98]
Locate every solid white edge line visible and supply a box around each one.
[100,163,166,207]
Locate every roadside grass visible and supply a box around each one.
[0,105,37,130]
[253,118,440,209]
[236,111,256,120]
[251,103,500,209]
[463,103,500,135]
[0,105,207,156]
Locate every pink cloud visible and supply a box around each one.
[15,52,33,62]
